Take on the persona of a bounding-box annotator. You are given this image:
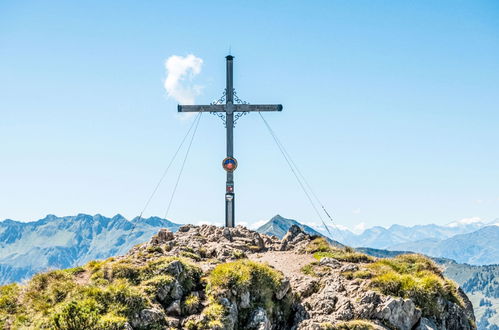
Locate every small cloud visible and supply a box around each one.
[446,217,483,227]
[352,209,361,215]
[164,54,204,105]
[475,199,484,204]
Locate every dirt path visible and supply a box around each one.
[248,251,315,279]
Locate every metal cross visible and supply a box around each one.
[177,55,282,227]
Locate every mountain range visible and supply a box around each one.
[306,217,499,265]
[257,215,499,330]
[0,213,180,284]
[1,213,498,329]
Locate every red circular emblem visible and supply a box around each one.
[222,157,238,172]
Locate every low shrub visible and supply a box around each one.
[52,299,100,330]
[0,255,201,328]
[366,254,463,317]
[301,262,319,277]
[184,294,200,310]
[205,259,288,328]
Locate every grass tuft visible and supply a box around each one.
[366,254,464,317]
[305,237,374,263]
[0,255,201,328]
[320,319,379,329]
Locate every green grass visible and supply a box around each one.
[202,259,289,328]
[183,293,200,313]
[320,319,379,329]
[305,237,332,253]
[180,251,202,261]
[146,245,163,254]
[364,254,464,317]
[342,269,372,280]
[307,239,466,321]
[305,237,374,263]
[0,256,202,328]
[232,249,246,259]
[301,262,320,277]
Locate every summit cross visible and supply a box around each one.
[177,55,282,227]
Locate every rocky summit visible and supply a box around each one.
[0,224,475,330]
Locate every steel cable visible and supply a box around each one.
[259,112,347,244]
[126,112,202,241]
[164,112,202,219]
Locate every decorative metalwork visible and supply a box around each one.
[233,89,249,126]
[233,90,248,104]
[211,89,227,105]
[213,112,226,126]
[211,89,227,126]
[233,111,248,125]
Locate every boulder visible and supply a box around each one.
[376,297,421,330]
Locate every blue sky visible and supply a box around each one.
[1,1,498,230]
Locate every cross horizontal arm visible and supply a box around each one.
[178,105,225,112]
[233,104,283,112]
[178,104,283,113]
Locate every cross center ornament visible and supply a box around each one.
[178,55,282,227]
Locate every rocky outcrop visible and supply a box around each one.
[0,224,476,330]
[141,224,476,329]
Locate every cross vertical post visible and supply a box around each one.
[225,55,235,227]
[177,55,282,227]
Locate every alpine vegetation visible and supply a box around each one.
[0,224,475,329]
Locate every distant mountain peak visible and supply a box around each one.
[257,214,343,247]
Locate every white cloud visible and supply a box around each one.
[446,217,484,227]
[352,209,361,215]
[352,222,367,234]
[164,54,204,105]
[247,219,268,230]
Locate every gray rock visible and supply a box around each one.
[156,281,173,303]
[166,260,184,277]
[166,299,181,316]
[170,280,184,300]
[219,297,238,329]
[223,227,233,241]
[165,316,180,327]
[157,228,174,241]
[319,257,341,268]
[335,300,355,320]
[253,233,265,249]
[240,291,251,308]
[339,264,358,272]
[178,225,192,232]
[247,307,271,330]
[131,308,165,328]
[415,317,438,330]
[295,278,319,298]
[376,297,421,330]
[276,278,290,300]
